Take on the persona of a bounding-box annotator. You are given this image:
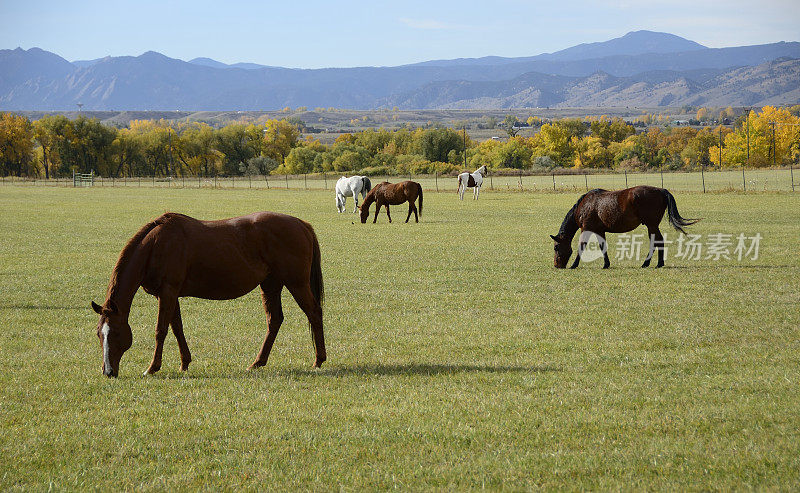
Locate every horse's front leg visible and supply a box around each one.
[145,289,178,375]
[569,234,585,269]
[373,201,381,223]
[353,193,359,213]
[385,205,392,223]
[170,299,192,371]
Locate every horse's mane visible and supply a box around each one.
[362,182,388,205]
[557,189,606,238]
[106,213,181,301]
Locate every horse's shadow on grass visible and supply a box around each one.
[141,362,560,380]
[275,362,561,378]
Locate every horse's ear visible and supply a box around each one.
[550,234,559,241]
[91,301,103,314]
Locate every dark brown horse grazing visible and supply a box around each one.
[359,181,423,223]
[91,212,325,377]
[550,186,698,269]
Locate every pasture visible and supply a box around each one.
[1,185,798,490]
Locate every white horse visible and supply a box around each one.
[457,165,488,200]
[335,175,372,213]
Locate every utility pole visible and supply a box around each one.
[771,121,776,168]
[463,126,467,170]
[746,109,750,166]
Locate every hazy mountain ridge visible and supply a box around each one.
[384,59,800,109]
[1,31,799,110]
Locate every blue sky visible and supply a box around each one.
[1,0,798,68]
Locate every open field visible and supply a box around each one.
[1,186,799,490]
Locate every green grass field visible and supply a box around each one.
[1,186,798,490]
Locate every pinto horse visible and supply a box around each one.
[457,165,487,200]
[550,186,698,269]
[359,181,423,223]
[335,175,372,213]
[91,212,326,377]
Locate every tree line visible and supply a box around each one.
[1,106,798,178]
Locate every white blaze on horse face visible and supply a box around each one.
[102,322,111,372]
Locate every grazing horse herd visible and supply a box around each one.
[92,166,698,377]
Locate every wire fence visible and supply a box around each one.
[1,168,796,193]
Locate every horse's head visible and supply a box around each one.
[92,300,132,377]
[359,203,369,223]
[550,234,572,269]
[479,165,488,176]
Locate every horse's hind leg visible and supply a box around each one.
[249,279,284,369]
[642,226,665,268]
[598,232,611,269]
[384,205,392,223]
[405,202,415,223]
[286,282,326,368]
[170,300,192,371]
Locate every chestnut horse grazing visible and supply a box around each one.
[550,186,698,269]
[91,212,325,377]
[359,181,423,223]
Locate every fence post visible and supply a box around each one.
[791,163,795,192]
[232,175,235,189]
[285,174,289,189]
[304,173,307,190]
[519,169,523,190]
[249,174,252,189]
[323,172,327,189]
[584,172,588,191]
[214,175,217,189]
[435,172,438,192]
[624,170,628,188]
[490,174,493,190]
[153,175,155,187]
[660,164,664,188]
[552,173,556,191]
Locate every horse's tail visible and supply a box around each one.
[456,176,462,194]
[362,176,372,196]
[417,183,423,217]
[307,223,324,308]
[661,189,699,234]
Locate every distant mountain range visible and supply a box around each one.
[1,31,798,111]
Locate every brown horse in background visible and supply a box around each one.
[550,186,698,269]
[360,181,423,223]
[91,212,325,377]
